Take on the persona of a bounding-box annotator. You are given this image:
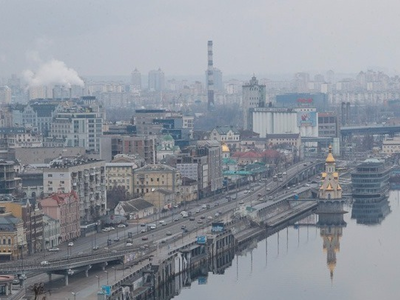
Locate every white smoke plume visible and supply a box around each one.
[23,59,84,88]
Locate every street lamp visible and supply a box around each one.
[72,292,78,300]
[112,266,116,281]
[104,270,109,285]
[95,275,100,289]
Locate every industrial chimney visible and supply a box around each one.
[207,40,214,111]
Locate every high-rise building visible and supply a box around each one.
[148,68,165,91]
[43,156,107,223]
[242,76,266,130]
[131,68,142,91]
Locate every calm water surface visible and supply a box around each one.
[174,191,400,300]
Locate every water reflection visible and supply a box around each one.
[316,202,347,280]
[351,196,391,225]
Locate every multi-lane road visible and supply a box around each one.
[2,161,321,275]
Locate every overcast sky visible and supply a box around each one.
[1,0,400,79]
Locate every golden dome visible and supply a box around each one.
[221,143,230,152]
[326,145,335,163]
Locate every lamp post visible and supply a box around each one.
[95,275,100,289]
[104,270,109,285]
[112,266,116,281]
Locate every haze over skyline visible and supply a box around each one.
[1,0,400,79]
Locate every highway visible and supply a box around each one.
[1,161,321,277]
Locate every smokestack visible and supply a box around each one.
[207,40,214,111]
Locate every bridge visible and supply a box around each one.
[0,246,152,286]
[340,124,400,137]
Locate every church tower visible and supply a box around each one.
[317,145,346,281]
[319,145,342,200]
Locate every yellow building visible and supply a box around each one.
[133,164,181,196]
[0,212,27,261]
[106,162,137,196]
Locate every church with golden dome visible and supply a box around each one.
[317,146,347,281]
[318,145,342,200]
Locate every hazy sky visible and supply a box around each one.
[1,0,400,79]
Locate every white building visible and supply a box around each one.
[382,137,400,154]
[252,107,318,138]
[43,157,106,222]
[252,107,298,138]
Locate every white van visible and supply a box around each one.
[147,223,156,230]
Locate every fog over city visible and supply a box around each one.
[1,0,400,78]
[2,2,400,300]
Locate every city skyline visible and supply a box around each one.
[1,1,400,80]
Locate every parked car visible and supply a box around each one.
[126,243,133,247]
[189,217,195,221]
[142,236,148,241]
[117,224,126,228]
[40,261,50,266]
[102,228,110,232]
[166,231,172,236]
[114,237,120,242]
[68,242,74,247]
[92,246,99,251]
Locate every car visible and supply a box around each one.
[173,218,179,222]
[142,236,148,241]
[126,243,133,247]
[140,223,146,227]
[283,172,287,175]
[214,203,220,207]
[40,261,50,266]
[200,215,206,219]
[207,216,213,220]
[266,188,271,191]
[114,237,120,242]
[166,231,172,236]
[218,211,222,215]
[111,250,117,253]
[197,220,204,224]
[48,247,60,252]
[92,246,99,251]
[189,217,195,221]
[181,225,186,230]
[102,228,110,232]
[117,224,126,228]
[195,209,200,213]
[140,228,146,233]
[68,242,74,247]
[239,200,244,204]
[182,228,189,233]
[109,227,115,231]
[215,213,220,217]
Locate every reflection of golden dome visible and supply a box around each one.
[221,143,230,152]
[326,146,335,163]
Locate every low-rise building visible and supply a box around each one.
[209,126,240,151]
[143,188,175,210]
[114,198,154,220]
[0,211,27,261]
[382,137,400,154]
[180,177,198,203]
[39,192,80,242]
[42,215,61,249]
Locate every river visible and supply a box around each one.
[173,191,400,300]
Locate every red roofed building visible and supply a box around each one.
[39,191,80,242]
